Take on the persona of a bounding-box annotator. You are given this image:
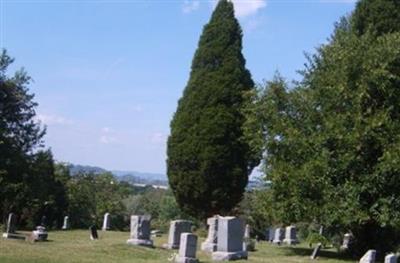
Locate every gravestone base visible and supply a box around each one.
[127,238,154,247]
[272,240,282,245]
[212,251,248,261]
[2,232,27,240]
[201,241,217,252]
[283,238,298,245]
[32,227,48,241]
[243,240,256,251]
[162,243,179,249]
[175,256,199,263]
[32,231,48,241]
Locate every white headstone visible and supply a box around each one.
[201,216,218,252]
[32,226,48,241]
[283,225,298,245]
[62,216,69,230]
[102,213,110,231]
[175,233,199,263]
[126,215,153,247]
[272,227,284,244]
[385,254,398,263]
[2,213,17,238]
[211,216,247,261]
[341,233,352,249]
[310,243,322,260]
[243,224,255,251]
[359,250,376,263]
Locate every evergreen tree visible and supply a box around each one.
[167,0,257,219]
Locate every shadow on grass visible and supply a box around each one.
[280,246,354,262]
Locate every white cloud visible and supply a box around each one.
[231,0,267,18]
[211,0,267,18]
[36,114,73,125]
[99,127,118,144]
[183,0,200,14]
[100,135,117,144]
[101,127,113,133]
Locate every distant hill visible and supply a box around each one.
[66,164,264,189]
[111,170,166,181]
[67,163,168,186]
[68,164,108,175]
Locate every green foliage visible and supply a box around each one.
[244,0,400,257]
[66,171,127,229]
[352,0,400,36]
[167,0,257,219]
[238,190,275,237]
[0,50,67,229]
[306,233,329,248]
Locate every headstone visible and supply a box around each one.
[2,213,17,238]
[163,220,192,249]
[32,226,48,241]
[341,233,353,249]
[283,225,298,245]
[244,224,250,239]
[175,233,199,263]
[310,243,322,260]
[385,254,398,263]
[272,227,284,245]
[90,225,98,240]
[201,216,218,252]
[62,216,69,230]
[243,224,255,251]
[267,227,275,242]
[319,226,324,235]
[359,250,376,263]
[211,216,247,261]
[102,213,110,231]
[126,215,153,247]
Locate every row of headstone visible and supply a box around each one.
[269,225,298,245]
[359,250,398,263]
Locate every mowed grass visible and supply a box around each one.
[0,230,354,263]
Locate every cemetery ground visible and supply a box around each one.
[0,230,352,263]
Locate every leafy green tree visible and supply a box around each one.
[0,50,67,228]
[352,0,400,36]
[244,0,400,256]
[167,0,257,219]
[67,171,127,229]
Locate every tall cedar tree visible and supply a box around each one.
[167,0,257,219]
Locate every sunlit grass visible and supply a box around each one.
[0,230,353,263]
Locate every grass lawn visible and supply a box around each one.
[0,230,354,263]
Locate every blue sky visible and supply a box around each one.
[1,0,356,174]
